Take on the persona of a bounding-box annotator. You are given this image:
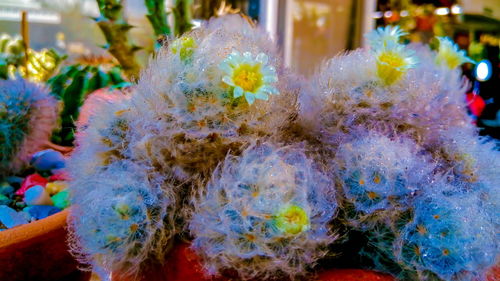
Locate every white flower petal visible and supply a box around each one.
[263,75,278,83]
[262,65,276,76]
[256,53,268,64]
[222,76,235,86]
[227,52,241,64]
[219,62,233,75]
[261,85,279,95]
[245,92,255,105]
[234,86,244,98]
[243,52,252,60]
[255,90,269,101]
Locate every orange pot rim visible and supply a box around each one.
[0,208,69,249]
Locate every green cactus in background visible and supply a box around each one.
[172,0,194,36]
[48,58,128,145]
[145,0,172,37]
[94,0,141,80]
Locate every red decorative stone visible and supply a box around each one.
[317,269,395,281]
[15,174,48,196]
[48,171,70,182]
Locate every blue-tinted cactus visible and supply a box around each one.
[190,143,337,280]
[337,134,433,217]
[395,191,497,280]
[68,160,175,277]
[0,78,58,176]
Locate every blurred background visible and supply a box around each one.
[0,0,499,138]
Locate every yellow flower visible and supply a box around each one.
[274,204,310,235]
[375,41,418,86]
[171,36,197,62]
[220,51,279,105]
[435,37,474,69]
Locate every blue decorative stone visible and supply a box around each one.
[0,194,11,205]
[0,182,14,196]
[24,185,53,206]
[30,149,65,171]
[0,205,29,228]
[23,205,61,220]
[5,176,23,186]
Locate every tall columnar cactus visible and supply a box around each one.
[301,25,499,280]
[172,0,194,36]
[95,0,141,80]
[0,78,58,176]
[47,59,128,145]
[190,143,337,280]
[144,0,172,37]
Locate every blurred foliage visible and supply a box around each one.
[48,56,129,145]
[0,34,65,82]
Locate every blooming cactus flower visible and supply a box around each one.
[435,37,474,69]
[375,41,418,85]
[220,51,279,105]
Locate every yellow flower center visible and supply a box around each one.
[376,51,408,85]
[171,36,197,62]
[232,63,263,92]
[274,205,310,235]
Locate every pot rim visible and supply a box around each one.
[0,208,69,250]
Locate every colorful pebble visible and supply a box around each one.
[30,149,65,171]
[45,181,68,196]
[0,194,11,205]
[51,189,70,209]
[23,205,61,220]
[0,205,29,228]
[24,185,53,206]
[16,174,48,196]
[0,182,14,196]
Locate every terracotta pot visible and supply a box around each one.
[0,208,87,281]
[317,269,394,281]
[113,243,394,281]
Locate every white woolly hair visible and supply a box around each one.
[299,44,473,150]
[126,14,298,183]
[190,142,337,280]
[68,160,176,279]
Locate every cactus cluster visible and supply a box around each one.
[68,15,299,278]
[68,18,499,281]
[301,26,499,280]
[0,78,58,177]
[190,143,337,280]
